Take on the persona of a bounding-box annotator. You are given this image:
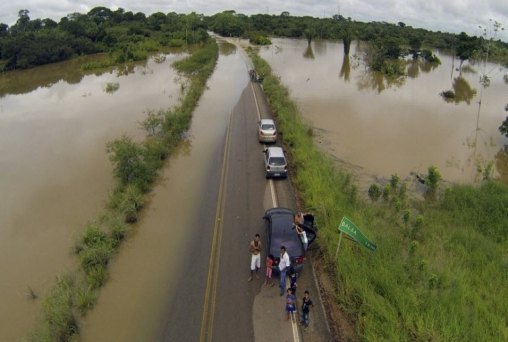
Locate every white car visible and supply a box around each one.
[258,119,277,143]
[263,146,287,178]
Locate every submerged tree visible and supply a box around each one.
[499,116,508,138]
[304,26,316,45]
[455,32,478,73]
[342,19,354,55]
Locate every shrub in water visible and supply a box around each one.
[368,184,381,201]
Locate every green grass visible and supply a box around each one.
[30,39,218,340]
[248,47,508,341]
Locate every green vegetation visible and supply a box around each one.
[500,116,508,137]
[248,48,508,341]
[3,8,507,75]
[249,33,271,45]
[29,39,218,341]
[0,8,209,71]
[104,81,119,93]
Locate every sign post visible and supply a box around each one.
[336,216,377,255]
[334,231,344,259]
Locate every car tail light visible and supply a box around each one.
[295,256,305,264]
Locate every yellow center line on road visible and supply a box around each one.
[199,111,233,342]
[250,79,299,342]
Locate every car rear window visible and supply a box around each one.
[270,214,303,257]
[269,157,286,166]
[261,124,275,130]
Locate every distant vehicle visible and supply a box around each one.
[258,119,277,143]
[249,69,264,83]
[263,207,316,274]
[263,146,287,179]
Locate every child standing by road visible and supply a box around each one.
[300,290,314,330]
[265,254,275,286]
[285,288,296,321]
[289,267,297,295]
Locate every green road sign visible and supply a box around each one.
[338,216,377,251]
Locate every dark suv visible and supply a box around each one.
[263,207,316,274]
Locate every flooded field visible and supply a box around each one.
[259,38,508,188]
[81,40,248,341]
[0,53,184,340]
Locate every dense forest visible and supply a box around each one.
[0,8,209,70]
[1,8,507,72]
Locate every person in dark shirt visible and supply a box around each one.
[300,290,314,330]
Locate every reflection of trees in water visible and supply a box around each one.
[356,67,405,93]
[116,63,138,76]
[406,60,419,79]
[218,41,237,56]
[440,76,477,104]
[0,54,147,97]
[339,54,360,83]
[303,45,315,59]
[0,65,85,97]
[339,55,351,82]
[312,40,327,56]
[406,59,439,79]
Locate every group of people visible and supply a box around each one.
[248,234,314,330]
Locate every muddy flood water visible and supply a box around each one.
[259,38,508,188]
[0,53,185,340]
[81,41,247,341]
[0,40,247,340]
[2,36,507,340]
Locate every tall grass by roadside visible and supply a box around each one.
[29,40,218,341]
[248,48,508,341]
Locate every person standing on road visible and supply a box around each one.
[300,290,314,330]
[285,288,297,321]
[265,254,275,286]
[248,234,262,281]
[289,267,297,295]
[279,246,290,295]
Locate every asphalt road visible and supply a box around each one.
[163,56,332,341]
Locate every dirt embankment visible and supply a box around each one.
[310,247,359,342]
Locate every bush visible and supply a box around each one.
[75,286,97,314]
[79,239,115,273]
[85,265,109,289]
[426,165,441,194]
[368,184,381,201]
[249,33,271,45]
[35,274,79,342]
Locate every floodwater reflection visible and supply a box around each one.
[441,76,477,104]
[0,54,148,98]
[81,40,249,341]
[259,38,508,187]
[303,45,315,59]
[0,53,184,341]
[339,54,351,82]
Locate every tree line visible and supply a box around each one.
[1,8,507,72]
[0,8,209,70]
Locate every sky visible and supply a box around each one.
[1,0,507,41]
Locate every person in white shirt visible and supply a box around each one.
[279,246,291,296]
[295,224,308,251]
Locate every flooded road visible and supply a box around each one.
[0,54,184,340]
[81,41,248,341]
[259,38,508,187]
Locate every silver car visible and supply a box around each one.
[258,119,277,143]
[264,146,287,178]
